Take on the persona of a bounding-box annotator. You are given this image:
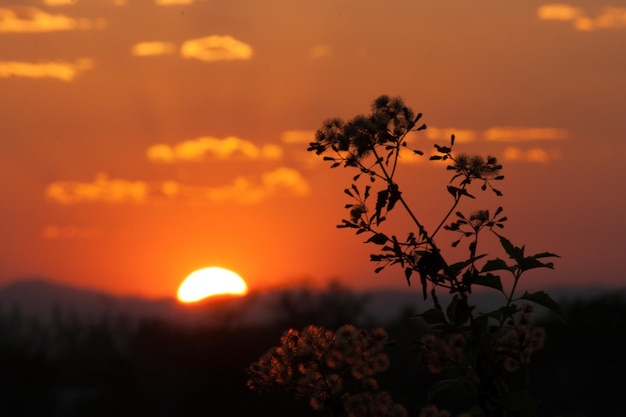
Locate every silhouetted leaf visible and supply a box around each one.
[387,184,401,211]
[533,251,560,259]
[374,189,388,224]
[404,267,412,285]
[365,233,388,245]
[430,155,443,160]
[519,291,565,321]
[473,273,504,293]
[519,257,554,271]
[418,308,447,325]
[497,234,523,262]
[481,258,510,273]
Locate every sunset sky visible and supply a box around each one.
[1,0,625,299]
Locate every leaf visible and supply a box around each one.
[448,255,486,277]
[473,273,504,293]
[519,256,554,272]
[429,155,443,161]
[374,189,389,223]
[365,233,389,245]
[519,291,565,321]
[481,258,511,273]
[364,185,371,200]
[496,234,524,262]
[533,251,560,259]
[387,184,401,211]
[404,267,412,285]
[417,308,447,325]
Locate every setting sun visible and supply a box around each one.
[177,267,248,303]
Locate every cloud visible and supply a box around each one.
[424,127,478,143]
[131,41,177,57]
[161,167,310,204]
[0,59,94,81]
[309,44,332,59]
[0,6,105,32]
[281,130,316,144]
[538,4,626,31]
[484,127,568,142]
[537,4,583,21]
[42,225,102,239]
[180,35,253,62]
[45,168,310,205]
[46,173,148,204]
[502,147,562,163]
[155,0,194,5]
[147,136,282,162]
[43,0,78,6]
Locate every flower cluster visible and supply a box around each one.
[417,332,467,374]
[247,324,406,417]
[496,304,547,372]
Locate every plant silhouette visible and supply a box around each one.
[248,96,563,417]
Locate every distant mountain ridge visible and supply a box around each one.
[0,278,622,327]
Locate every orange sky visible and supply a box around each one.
[1,0,625,299]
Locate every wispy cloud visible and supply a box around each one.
[46,173,148,205]
[424,127,478,143]
[154,0,194,5]
[0,6,105,33]
[502,147,562,163]
[42,225,102,239]
[131,41,177,57]
[43,0,78,6]
[46,169,310,205]
[147,136,282,163]
[309,44,332,59]
[484,127,568,141]
[281,130,316,144]
[180,35,253,62]
[0,59,94,81]
[161,167,310,204]
[538,4,626,31]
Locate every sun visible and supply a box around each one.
[177,267,248,303]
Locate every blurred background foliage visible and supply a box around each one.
[0,287,623,417]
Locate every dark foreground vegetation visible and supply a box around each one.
[0,288,623,417]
